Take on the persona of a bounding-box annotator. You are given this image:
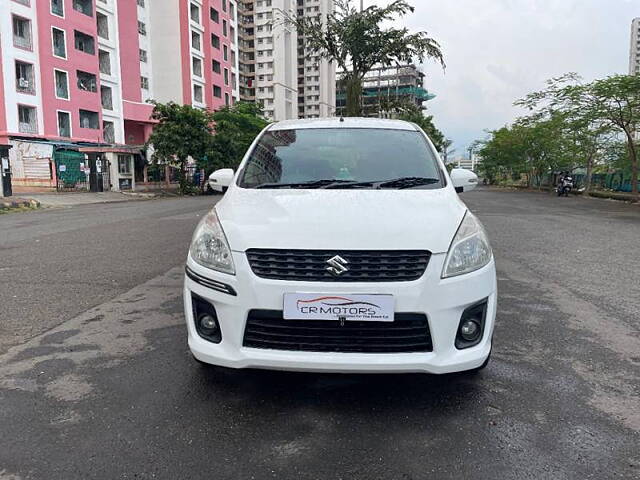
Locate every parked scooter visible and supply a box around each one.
[556,174,574,197]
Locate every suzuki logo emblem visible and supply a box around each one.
[326,255,350,276]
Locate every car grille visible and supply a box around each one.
[245,249,431,282]
[243,310,432,353]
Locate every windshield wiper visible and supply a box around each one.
[255,179,354,189]
[377,177,441,189]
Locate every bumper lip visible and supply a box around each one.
[184,255,497,374]
[189,336,492,374]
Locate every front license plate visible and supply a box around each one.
[283,293,394,322]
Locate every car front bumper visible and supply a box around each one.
[183,252,497,374]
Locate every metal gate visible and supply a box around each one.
[55,149,87,191]
[1,152,11,197]
[87,154,110,192]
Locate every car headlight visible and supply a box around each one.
[189,209,235,275]
[442,211,492,278]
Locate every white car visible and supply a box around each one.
[184,118,496,374]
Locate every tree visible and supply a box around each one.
[518,74,640,197]
[148,101,214,193]
[477,115,571,188]
[397,104,445,152]
[288,0,444,116]
[202,102,269,174]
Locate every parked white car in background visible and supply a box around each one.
[184,118,496,374]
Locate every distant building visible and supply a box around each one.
[237,0,336,122]
[335,64,435,118]
[630,18,640,75]
[453,154,481,172]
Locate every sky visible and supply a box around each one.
[365,0,638,158]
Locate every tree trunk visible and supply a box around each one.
[624,129,638,198]
[584,154,594,194]
[344,74,363,117]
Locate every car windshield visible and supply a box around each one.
[238,128,443,189]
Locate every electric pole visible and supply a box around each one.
[360,0,364,12]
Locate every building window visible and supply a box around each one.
[141,76,149,90]
[54,69,69,99]
[222,0,226,12]
[223,45,228,61]
[96,13,109,40]
[213,85,222,98]
[136,0,144,6]
[51,0,64,17]
[225,93,230,106]
[103,120,115,142]
[229,2,235,20]
[76,70,97,92]
[100,85,113,109]
[57,111,71,137]
[79,109,99,129]
[212,59,221,74]
[223,68,229,86]
[99,50,111,75]
[118,155,132,174]
[223,20,228,37]
[138,21,146,35]
[210,7,219,23]
[74,30,95,55]
[18,105,37,133]
[193,84,203,103]
[190,3,200,23]
[191,31,201,51]
[211,34,220,49]
[52,28,66,58]
[15,61,35,94]
[192,57,203,77]
[73,0,93,17]
[12,16,32,50]
[139,49,147,62]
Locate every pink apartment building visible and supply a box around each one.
[0,0,239,195]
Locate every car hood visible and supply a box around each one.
[216,188,467,254]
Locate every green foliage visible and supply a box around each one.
[147,101,214,193]
[396,105,445,152]
[287,0,444,116]
[477,115,571,187]
[202,102,269,174]
[517,73,640,196]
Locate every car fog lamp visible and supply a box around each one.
[199,314,217,331]
[460,320,481,341]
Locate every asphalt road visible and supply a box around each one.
[0,190,638,480]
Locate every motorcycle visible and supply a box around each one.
[556,176,574,197]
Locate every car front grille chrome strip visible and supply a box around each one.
[185,266,237,296]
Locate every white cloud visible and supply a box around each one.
[365,0,638,153]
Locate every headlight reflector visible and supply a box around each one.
[442,211,492,278]
[189,209,235,275]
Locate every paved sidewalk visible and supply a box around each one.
[17,191,161,207]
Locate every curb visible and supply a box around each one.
[486,186,638,203]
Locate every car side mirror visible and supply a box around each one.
[450,168,478,193]
[208,168,234,188]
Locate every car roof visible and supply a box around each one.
[268,117,418,131]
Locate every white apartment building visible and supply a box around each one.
[297,0,336,118]
[238,0,335,121]
[254,0,297,120]
[630,17,640,75]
